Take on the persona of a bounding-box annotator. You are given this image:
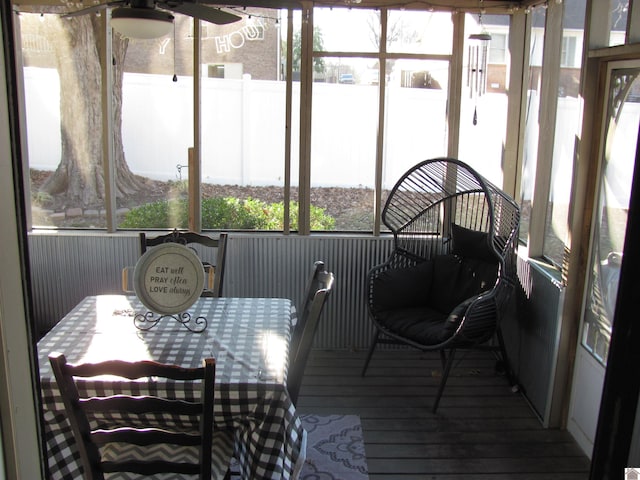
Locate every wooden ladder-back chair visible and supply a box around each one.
[288,261,335,405]
[49,352,232,480]
[140,230,228,297]
[361,158,520,413]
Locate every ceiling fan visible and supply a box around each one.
[62,0,242,39]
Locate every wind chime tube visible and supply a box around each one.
[467,45,472,90]
[480,42,487,96]
[474,45,480,97]
[477,44,482,96]
[470,45,476,98]
[468,46,477,99]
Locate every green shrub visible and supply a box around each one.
[265,201,335,230]
[119,199,188,228]
[201,197,265,229]
[32,190,53,205]
[119,196,335,231]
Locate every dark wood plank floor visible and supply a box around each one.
[295,349,591,480]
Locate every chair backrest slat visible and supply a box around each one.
[81,395,203,416]
[49,352,216,480]
[69,358,205,379]
[92,428,201,447]
[101,459,200,475]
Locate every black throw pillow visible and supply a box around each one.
[371,260,434,312]
[451,223,496,263]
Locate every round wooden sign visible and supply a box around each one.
[133,243,205,315]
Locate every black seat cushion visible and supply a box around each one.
[375,298,491,346]
[441,296,478,338]
[376,306,449,345]
[370,253,498,346]
[428,254,497,314]
[371,260,434,313]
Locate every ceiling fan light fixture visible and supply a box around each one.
[111,7,174,39]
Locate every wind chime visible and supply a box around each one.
[467,5,491,125]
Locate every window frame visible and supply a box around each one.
[307,7,459,234]
[523,0,562,260]
[12,0,579,264]
[489,32,508,64]
[561,35,578,67]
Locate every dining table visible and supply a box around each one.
[37,294,307,480]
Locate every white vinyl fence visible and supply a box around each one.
[23,67,582,192]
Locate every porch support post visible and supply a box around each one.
[101,11,116,232]
[190,20,202,232]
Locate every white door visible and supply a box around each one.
[568,60,640,457]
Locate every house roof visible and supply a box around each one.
[483,0,626,32]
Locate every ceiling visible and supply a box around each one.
[311,0,546,12]
[12,0,548,14]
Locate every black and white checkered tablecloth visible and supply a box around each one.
[37,295,306,480]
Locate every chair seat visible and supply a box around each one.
[376,306,449,345]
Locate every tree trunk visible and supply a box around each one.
[99,21,146,199]
[40,15,144,207]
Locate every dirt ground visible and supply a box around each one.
[29,169,377,230]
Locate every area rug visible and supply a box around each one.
[228,414,369,479]
[298,414,369,480]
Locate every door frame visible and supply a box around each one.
[0,3,43,478]
[587,58,640,477]
[590,115,640,478]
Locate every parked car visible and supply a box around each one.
[339,73,355,84]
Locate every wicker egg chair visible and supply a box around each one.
[361,157,520,413]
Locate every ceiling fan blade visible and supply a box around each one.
[158,2,241,25]
[196,0,301,8]
[62,1,125,18]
